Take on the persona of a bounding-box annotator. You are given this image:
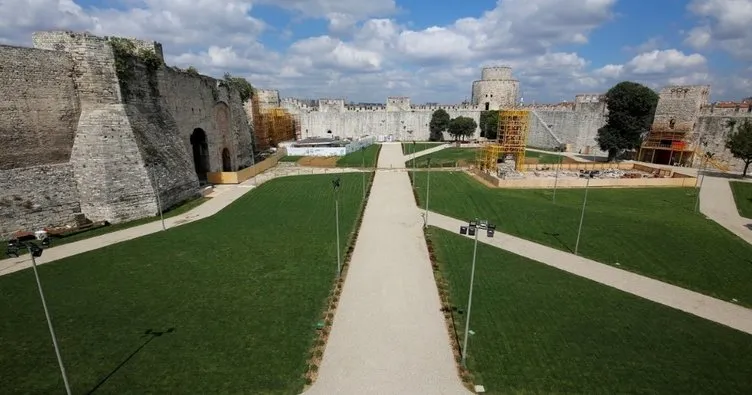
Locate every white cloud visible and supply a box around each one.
[626,50,707,74]
[685,0,752,59]
[0,0,748,104]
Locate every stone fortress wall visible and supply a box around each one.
[0,31,254,237]
[278,67,750,169]
[280,67,608,154]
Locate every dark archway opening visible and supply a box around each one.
[190,128,209,182]
[485,102,490,111]
[222,148,232,172]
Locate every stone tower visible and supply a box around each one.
[471,66,520,110]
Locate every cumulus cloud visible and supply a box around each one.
[0,0,747,103]
[685,0,752,59]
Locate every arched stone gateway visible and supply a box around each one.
[190,128,209,181]
[222,148,232,171]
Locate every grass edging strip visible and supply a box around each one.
[302,171,376,388]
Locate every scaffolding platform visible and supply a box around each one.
[476,110,531,172]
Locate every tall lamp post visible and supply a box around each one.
[361,145,366,200]
[457,219,496,368]
[574,173,595,256]
[552,146,563,204]
[424,157,432,228]
[332,177,342,276]
[6,238,72,395]
[694,153,711,213]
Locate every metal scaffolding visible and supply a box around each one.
[476,110,531,172]
[252,97,298,150]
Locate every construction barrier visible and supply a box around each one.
[207,150,286,184]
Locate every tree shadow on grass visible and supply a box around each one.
[86,327,175,394]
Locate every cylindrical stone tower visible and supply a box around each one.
[472,66,520,110]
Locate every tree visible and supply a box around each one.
[223,73,254,103]
[596,81,659,161]
[186,66,199,75]
[725,119,752,177]
[479,110,499,140]
[448,116,478,141]
[429,109,450,141]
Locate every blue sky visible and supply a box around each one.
[2,0,751,103]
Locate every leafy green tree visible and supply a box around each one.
[186,66,199,75]
[448,116,478,141]
[596,81,659,161]
[429,109,450,141]
[725,119,752,177]
[223,73,254,103]
[479,110,499,140]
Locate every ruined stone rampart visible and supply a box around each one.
[0,31,254,237]
[0,45,80,170]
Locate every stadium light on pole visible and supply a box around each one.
[6,239,72,395]
[574,173,595,255]
[424,157,432,228]
[457,219,496,368]
[332,177,342,276]
[552,146,563,204]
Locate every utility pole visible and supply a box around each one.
[424,157,432,228]
[574,174,594,255]
[552,146,563,204]
[332,177,342,276]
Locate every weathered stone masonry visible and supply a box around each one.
[0,31,254,237]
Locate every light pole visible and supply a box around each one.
[332,177,342,276]
[694,153,711,213]
[6,238,72,395]
[457,219,496,368]
[150,166,166,231]
[424,157,432,228]
[361,145,366,200]
[552,146,563,204]
[574,173,594,256]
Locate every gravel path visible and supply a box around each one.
[305,143,469,394]
[699,175,752,245]
[0,166,364,276]
[427,210,752,335]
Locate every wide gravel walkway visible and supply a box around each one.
[427,210,752,335]
[699,175,752,245]
[305,143,468,394]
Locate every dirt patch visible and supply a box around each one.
[299,157,338,167]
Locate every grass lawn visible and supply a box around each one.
[402,142,443,155]
[279,155,304,162]
[525,150,565,164]
[0,173,370,394]
[413,171,752,306]
[336,144,381,168]
[409,148,478,168]
[730,181,752,219]
[428,227,752,394]
[1,197,212,260]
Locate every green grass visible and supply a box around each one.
[336,144,381,168]
[1,197,211,260]
[414,171,752,306]
[428,227,752,394]
[730,181,752,219]
[0,173,371,394]
[279,155,304,162]
[525,150,565,164]
[408,148,478,168]
[401,142,443,155]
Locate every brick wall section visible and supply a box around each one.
[0,45,80,170]
[0,164,81,237]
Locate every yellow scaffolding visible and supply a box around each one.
[476,110,530,172]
